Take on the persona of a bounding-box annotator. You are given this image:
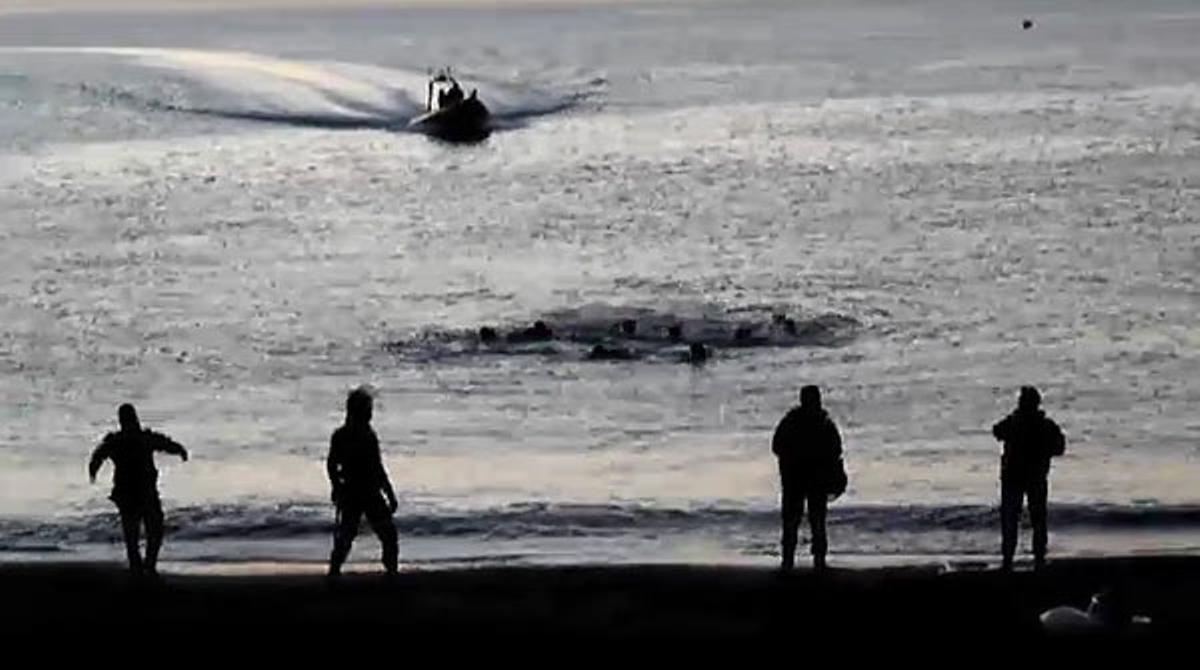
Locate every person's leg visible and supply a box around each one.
[1000,478,1022,570]
[780,478,804,571]
[143,495,165,574]
[807,491,828,570]
[118,504,144,574]
[365,497,399,575]
[1028,478,1049,568]
[329,503,362,576]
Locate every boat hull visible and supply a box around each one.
[408,98,491,142]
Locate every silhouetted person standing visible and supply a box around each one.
[993,386,1065,570]
[88,404,188,575]
[772,385,843,571]
[327,387,399,576]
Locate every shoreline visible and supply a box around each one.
[3,557,1198,641]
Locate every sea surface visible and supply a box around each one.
[1,0,1198,570]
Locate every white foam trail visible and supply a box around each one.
[0,46,425,121]
[0,46,598,129]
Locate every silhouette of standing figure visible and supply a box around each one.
[772,385,844,571]
[994,386,1065,571]
[88,404,188,575]
[327,387,399,576]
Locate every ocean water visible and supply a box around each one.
[1,0,1199,570]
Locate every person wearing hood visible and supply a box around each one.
[88,404,189,576]
[993,385,1065,571]
[771,385,845,571]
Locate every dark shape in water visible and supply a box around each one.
[773,313,798,336]
[687,342,709,365]
[734,324,766,345]
[1022,18,1034,30]
[479,327,499,345]
[509,320,554,343]
[667,324,683,342]
[587,344,636,361]
[408,69,491,143]
[619,319,637,337]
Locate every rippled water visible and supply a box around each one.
[1,0,1198,566]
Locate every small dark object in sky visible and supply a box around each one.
[1022,18,1034,30]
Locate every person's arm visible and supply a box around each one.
[771,412,793,457]
[149,431,188,462]
[372,434,398,513]
[992,415,1012,441]
[827,418,843,461]
[381,475,398,514]
[1046,419,1066,458]
[327,435,341,503]
[88,437,111,483]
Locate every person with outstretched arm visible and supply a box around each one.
[88,403,188,576]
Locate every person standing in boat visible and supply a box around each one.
[444,80,464,107]
[436,74,464,109]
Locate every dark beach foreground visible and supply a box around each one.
[2,558,1197,645]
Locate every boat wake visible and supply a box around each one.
[0,46,605,136]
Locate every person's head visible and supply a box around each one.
[346,387,374,424]
[620,319,636,336]
[689,342,708,362]
[479,326,498,344]
[667,324,683,342]
[1018,385,1041,412]
[118,403,140,432]
[799,385,822,409]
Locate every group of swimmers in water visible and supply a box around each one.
[472,312,817,365]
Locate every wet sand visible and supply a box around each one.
[1,557,1197,644]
